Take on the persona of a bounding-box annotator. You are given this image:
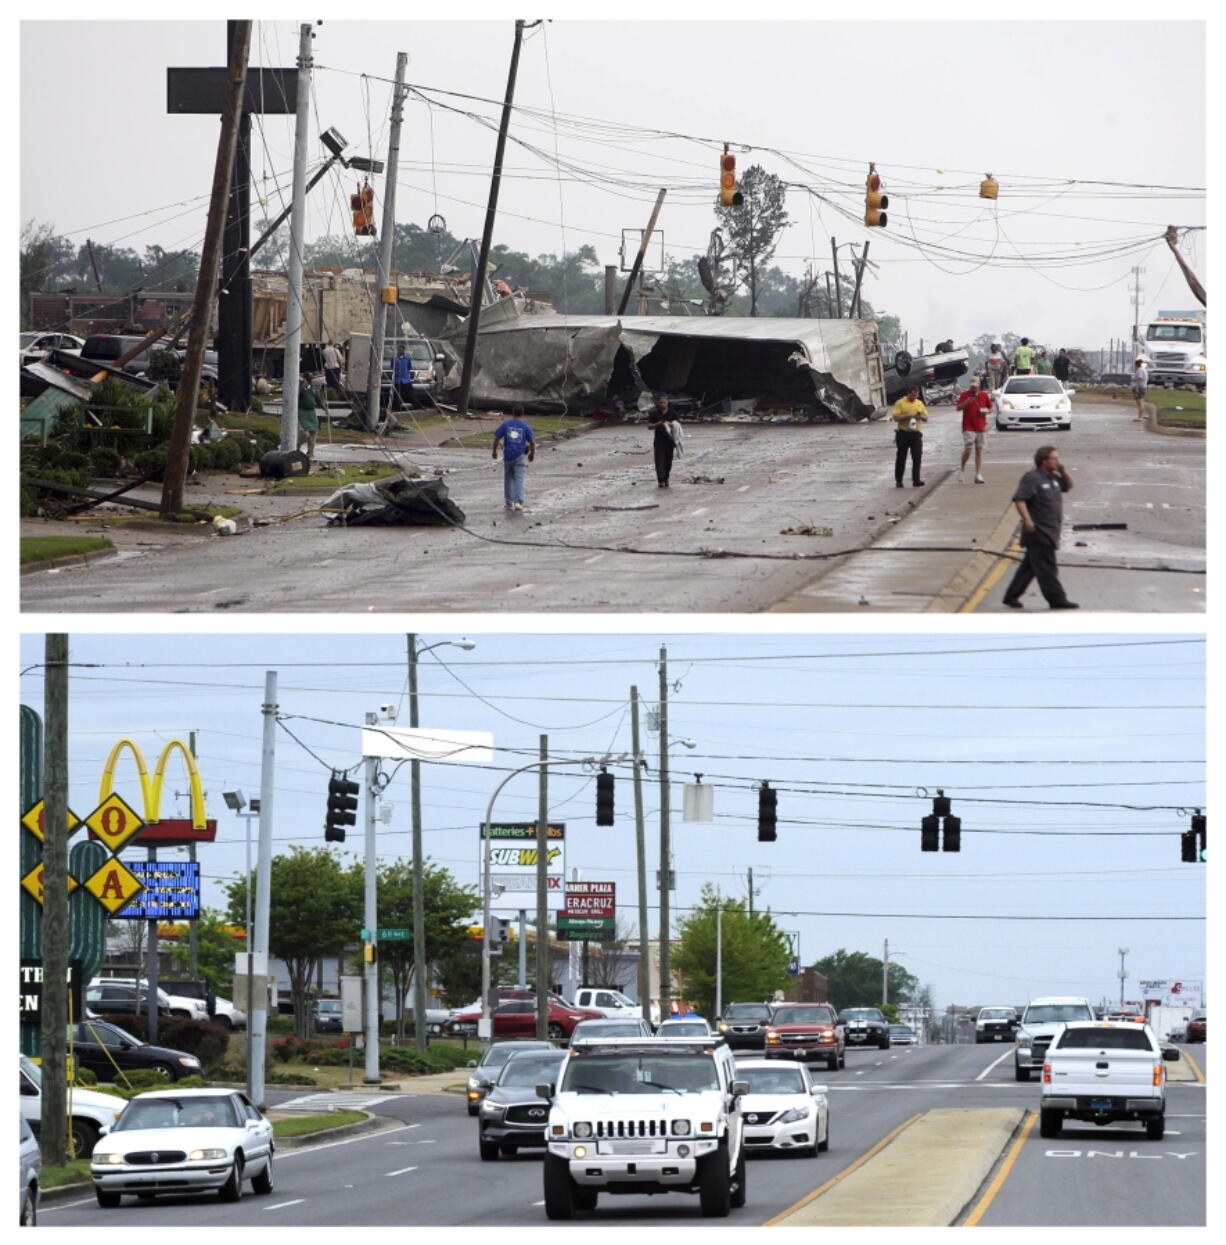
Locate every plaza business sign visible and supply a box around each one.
[1139,979,1203,1007]
[480,821,565,880]
[113,861,202,920]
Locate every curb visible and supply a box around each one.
[20,547,119,575]
[1145,399,1206,438]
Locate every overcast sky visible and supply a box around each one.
[18,630,1206,1014]
[19,12,1207,352]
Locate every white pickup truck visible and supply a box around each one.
[1039,1021,1180,1140]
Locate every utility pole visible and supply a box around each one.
[407,636,428,1052]
[824,272,833,318]
[850,241,870,319]
[658,646,672,1018]
[518,909,528,985]
[1130,265,1146,350]
[161,20,251,517]
[618,192,668,318]
[363,51,409,433]
[40,634,70,1166]
[251,670,277,1110]
[1162,224,1206,306]
[830,237,843,318]
[458,20,535,416]
[747,866,754,919]
[279,22,314,452]
[363,711,380,1082]
[715,897,723,1018]
[882,938,890,1007]
[536,735,549,1039]
[631,687,650,1026]
[1118,947,1130,1007]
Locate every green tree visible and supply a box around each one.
[226,846,362,1037]
[166,908,245,992]
[714,165,791,316]
[432,935,518,1008]
[369,858,479,1041]
[812,948,918,1010]
[671,885,791,1018]
[20,220,74,325]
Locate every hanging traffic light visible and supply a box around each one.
[942,815,961,853]
[864,163,888,227]
[921,815,940,852]
[595,768,615,826]
[757,782,777,842]
[1181,830,1198,863]
[932,792,951,817]
[351,182,375,236]
[719,145,743,208]
[979,173,999,200]
[1192,811,1206,861]
[325,771,359,842]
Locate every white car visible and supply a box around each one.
[735,1058,829,1156]
[20,1115,41,1226]
[20,331,85,366]
[20,1053,128,1158]
[213,996,247,1030]
[993,375,1075,431]
[91,1087,275,1207]
[656,1017,717,1039]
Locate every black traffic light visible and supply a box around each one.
[1181,830,1198,863]
[325,771,359,843]
[757,783,777,842]
[921,814,940,852]
[942,815,961,853]
[596,768,615,826]
[1192,812,1207,862]
[864,164,888,227]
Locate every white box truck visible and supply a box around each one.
[1139,312,1207,389]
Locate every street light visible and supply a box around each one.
[222,789,259,1101]
[407,636,476,1051]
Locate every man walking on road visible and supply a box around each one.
[986,344,1009,390]
[1003,446,1078,610]
[322,341,343,395]
[1132,358,1150,420]
[891,385,928,487]
[647,394,683,488]
[955,376,991,483]
[296,375,319,463]
[392,344,414,411]
[1052,348,1072,384]
[1035,350,1053,375]
[492,405,536,511]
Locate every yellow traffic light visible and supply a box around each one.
[719,146,743,208]
[864,164,888,228]
[979,173,999,200]
[363,942,375,963]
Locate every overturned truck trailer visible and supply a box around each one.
[441,313,886,422]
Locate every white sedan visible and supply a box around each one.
[993,375,1075,431]
[91,1088,275,1207]
[735,1058,829,1156]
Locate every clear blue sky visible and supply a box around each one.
[18,630,1205,1013]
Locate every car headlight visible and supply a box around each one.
[188,1148,228,1160]
[93,1152,123,1165]
[572,1122,592,1139]
[1002,400,1015,410]
[670,1119,691,1136]
[1193,364,1206,371]
[480,1101,505,1116]
[467,1077,482,1090]
[178,1057,200,1067]
[777,1108,810,1125]
[718,1023,729,1032]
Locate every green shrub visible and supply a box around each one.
[92,1013,229,1069]
[270,1036,352,1066]
[267,1015,294,1034]
[148,348,182,384]
[133,448,169,482]
[73,1066,98,1088]
[380,1045,474,1075]
[90,446,123,477]
[20,467,92,518]
[190,444,216,472]
[210,437,244,471]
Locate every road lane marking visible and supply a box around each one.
[583,554,604,564]
[265,1199,306,1210]
[975,1048,1014,1081]
[761,1113,923,1226]
[532,1201,545,1206]
[962,1110,1036,1226]
[690,508,709,516]
[1180,1050,1205,1083]
[737,484,750,492]
[507,583,536,593]
[961,536,1018,613]
[277,1123,414,1156]
[385,1166,419,1176]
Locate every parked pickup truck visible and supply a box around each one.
[1040,1021,1179,1140]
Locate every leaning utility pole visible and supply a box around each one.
[279,22,315,452]
[849,241,871,319]
[40,635,70,1166]
[617,189,668,317]
[363,51,409,433]
[1163,225,1206,306]
[161,20,251,517]
[830,237,844,318]
[457,20,535,416]
[657,646,672,1018]
[631,687,650,1027]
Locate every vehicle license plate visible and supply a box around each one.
[1090,1098,1112,1109]
[600,1139,666,1156]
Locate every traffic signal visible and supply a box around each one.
[1192,812,1207,861]
[719,146,743,209]
[351,182,375,236]
[596,768,615,826]
[325,771,359,843]
[363,942,376,964]
[921,815,940,852]
[932,792,951,817]
[942,815,961,853]
[757,782,777,842]
[1181,830,1198,863]
[864,164,888,227]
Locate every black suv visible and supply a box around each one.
[716,1002,776,1050]
[838,1007,891,1049]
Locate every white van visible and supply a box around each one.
[572,988,642,1020]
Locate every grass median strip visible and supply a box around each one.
[273,1109,367,1138]
[21,535,114,565]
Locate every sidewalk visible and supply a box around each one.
[769,467,1020,613]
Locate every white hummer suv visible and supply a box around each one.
[539,1036,748,1219]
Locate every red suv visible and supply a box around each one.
[1186,1012,1206,1043]
[764,1003,845,1070]
[445,999,602,1041]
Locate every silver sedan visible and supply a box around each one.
[90,1088,274,1207]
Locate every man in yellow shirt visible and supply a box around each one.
[891,385,928,487]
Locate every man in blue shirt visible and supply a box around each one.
[492,405,536,511]
[392,344,414,410]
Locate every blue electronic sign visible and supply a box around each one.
[114,861,201,920]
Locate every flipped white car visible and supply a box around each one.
[993,375,1075,431]
[735,1058,829,1156]
[91,1088,274,1207]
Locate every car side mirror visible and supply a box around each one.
[535,1083,555,1099]
[810,1085,828,1095]
[1162,1048,1180,1061]
[246,1119,261,1129]
[99,1125,111,1136]
[1066,388,1076,396]
[435,353,446,363]
[465,1060,477,1068]
[731,1080,749,1097]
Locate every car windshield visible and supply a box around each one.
[724,1004,771,1019]
[660,1023,708,1036]
[980,1009,1014,1021]
[561,1052,719,1095]
[317,1000,341,1013]
[1147,324,1201,343]
[771,1007,830,1025]
[890,1025,913,1033]
[1003,377,1064,394]
[497,1055,565,1087]
[1056,1028,1153,1051]
[1024,1005,1094,1024]
[740,1065,806,1094]
[482,1044,541,1071]
[21,1055,41,1086]
[20,333,41,346]
[841,1010,884,1022]
[407,343,432,362]
[575,1022,643,1037]
[116,1096,238,1131]
[77,1020,141,1047]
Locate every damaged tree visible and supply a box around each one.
[713,165,791,317]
